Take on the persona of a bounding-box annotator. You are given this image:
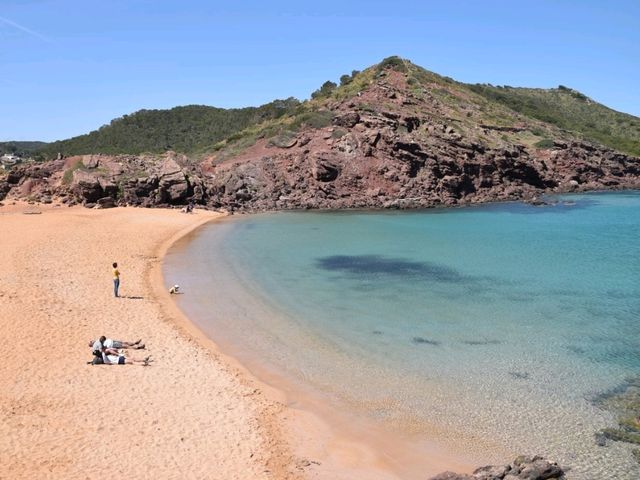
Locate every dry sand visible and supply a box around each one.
[0,202,471,480]
[0,203,296,480]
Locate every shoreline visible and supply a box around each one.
[147,211,300,478]
[163,214,480,479]
[162,197,640,480]
[0,200,469,480]
[225,188,640,217]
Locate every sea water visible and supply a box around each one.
[164,192,640,479]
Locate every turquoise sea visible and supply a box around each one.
[164,192,640,479]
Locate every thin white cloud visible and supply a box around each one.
[0,77,20,86]
[0,15,51,42]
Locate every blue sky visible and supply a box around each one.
[1,0,638,142]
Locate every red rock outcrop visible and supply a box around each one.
[2,68,639,210]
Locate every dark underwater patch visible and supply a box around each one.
[509,371,530,380]
[590,377,640,405]
[504,293,533,303]
[591,375,640,458]
[476,197,598,215]
[413,336,441,346]
[462,339,503,346]
[315,255,472,283]
[603,288,640,300]
[566,339,640,370]
[239,221,257,230]
[566,344,586,355]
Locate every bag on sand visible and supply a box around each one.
[88,352,104,365]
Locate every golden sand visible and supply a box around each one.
[0,203,295,479]
[0,202,470,480]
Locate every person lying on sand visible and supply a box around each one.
[102,347,152,366]
[89,336,145,351]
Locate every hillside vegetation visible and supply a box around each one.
[467,84,640,156]
[260,57,640,156]
[210,57,559,159]
[40,99,300,158]
[0,141,48,157]
[23,57,640,159]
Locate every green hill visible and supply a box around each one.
[33,57,640,159]
[205,57,640,162]
[40,98,300,158]
[0,141,48,157]
[466,84,640,156]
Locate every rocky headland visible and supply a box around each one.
[2,62,639,211]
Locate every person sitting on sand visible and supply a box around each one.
[89,336,145,352]
[169,284,180,294]
[102,347,152,366]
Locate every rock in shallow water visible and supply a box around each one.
[473,464,511,479]
[427,456,564,480]
[428,473,474,480]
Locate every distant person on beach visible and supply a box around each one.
[102,347,152,366]
[112,262,120,297]
[89,337,145,351]
[169,284,180,294]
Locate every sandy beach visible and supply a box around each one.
[0,202,474,480]
[0,203,300,480]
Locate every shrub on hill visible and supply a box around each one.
[339,70,360,86]
[290,109,334,130]
[534,138,555,149]
[377,56,408,73]
[311,81,338,99]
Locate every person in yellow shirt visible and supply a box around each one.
[112,262,120,297]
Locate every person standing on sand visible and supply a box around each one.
[112,262,120,297]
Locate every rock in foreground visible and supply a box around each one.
[428,455,564,480]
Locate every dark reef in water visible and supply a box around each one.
[316,254,473,283]
[462,339,503,346]
[412,336,440,346]
[592,376,640,462]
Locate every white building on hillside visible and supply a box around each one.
[1,153,22,170]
